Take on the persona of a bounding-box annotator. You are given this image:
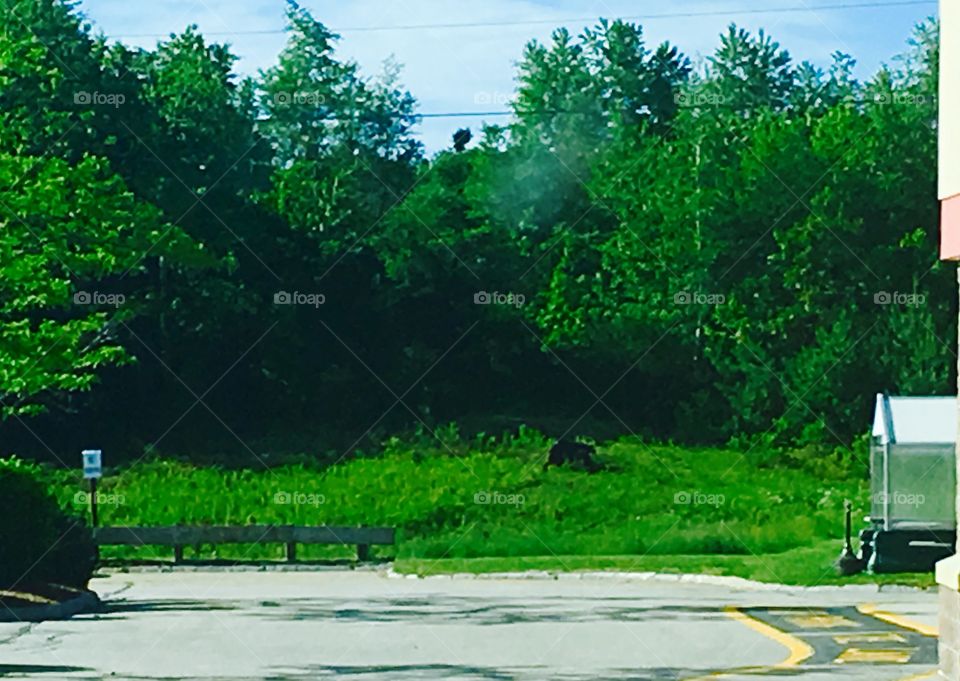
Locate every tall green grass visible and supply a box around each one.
[47,428,867,562]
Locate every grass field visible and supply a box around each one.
[40,428,927,585]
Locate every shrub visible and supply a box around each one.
[0,458,96,589]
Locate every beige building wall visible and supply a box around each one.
[941,0,960,258]
[942,0,960,200]
[940,9,960,680]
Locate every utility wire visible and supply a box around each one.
[106,0,936,39]
[281,96,936,121]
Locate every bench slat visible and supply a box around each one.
[93,525,395,547]
[291,526,394,545]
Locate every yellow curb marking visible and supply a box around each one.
[723,606,814,667]
[683,606,938,680]
[835,647,915,664]
[680,608,813,680]
[857,603,939,638]
[833,631,907,645]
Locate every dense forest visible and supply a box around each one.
[0,0,950,463]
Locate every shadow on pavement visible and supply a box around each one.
[0,663,88,676]
[94,594,727,626]
[264,664,731,680]
[254,597,729,626]
[100,599,240,616]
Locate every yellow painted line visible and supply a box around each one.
[786,613,859,629]
[680,608,813,680]
[681,665,775,681]
[893,671,938,681]
[858,603,938,638]
[833,631,907,645]
[723,606,814,667]
[766,608,821,616]
[834,647,915,664]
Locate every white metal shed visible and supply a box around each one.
[870,394,956,531]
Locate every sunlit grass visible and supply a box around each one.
[40,429,915,584]
[394,540,935,587]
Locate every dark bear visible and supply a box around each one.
[545,440,601,472]
[452,127,472,152]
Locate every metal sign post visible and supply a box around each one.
[82,449,102,526]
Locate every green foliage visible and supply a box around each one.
[0,457,95,587]
[0,0,948,456]
[0,153,197,417]
[536,19,948,445]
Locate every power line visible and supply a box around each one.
[319,97,937,121]
[339,0,937,32]
[419,111,513,118]
[106,0,936,39]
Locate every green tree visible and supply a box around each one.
[0,153,196,417]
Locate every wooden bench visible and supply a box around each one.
[93,525,395,562]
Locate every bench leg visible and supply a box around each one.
[174,545,184,563]
[356,544,370,562]
[286,542,297,562]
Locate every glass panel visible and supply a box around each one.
[886,444,956,528]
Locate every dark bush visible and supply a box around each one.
[0,458,96,589]
[36,513,97,588]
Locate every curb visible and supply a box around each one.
[90,564,935,594]
[385,568,936,593]
[0,589,101,623]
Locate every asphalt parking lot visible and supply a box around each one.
[0,569,941,680]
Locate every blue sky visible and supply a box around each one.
[77,0,938,151]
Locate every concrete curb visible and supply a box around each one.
[91,563,934,594]
[385,567,936,593]
[0,589,101,623]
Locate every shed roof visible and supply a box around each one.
[872,394,957,445]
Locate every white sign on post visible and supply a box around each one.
[82,449,102,479]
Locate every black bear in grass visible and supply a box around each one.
[545,440,602,472]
